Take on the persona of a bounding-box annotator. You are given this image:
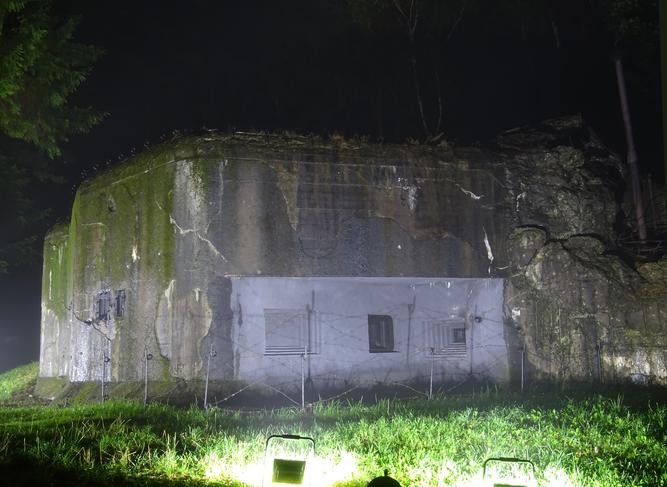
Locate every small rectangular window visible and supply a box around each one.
[97,290,111,321]
[115,289,126,318]
[264,308,319,355]
[451,327,466,344]
[427,320,466,356]
[368,315,394,353]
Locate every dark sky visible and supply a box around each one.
[0,0,661,372]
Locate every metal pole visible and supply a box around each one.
[204,343,215,412]
[429,347,434,400]
[301,347,306,410]
[613,54,647,242]
[144,346,152,406]
[102,352,109,403]
[470,308,478,377]
[595,342,602,383]
[307,293,313,381]
[406,295,416,367]
[520,346,525,393]
[101,354,105,403]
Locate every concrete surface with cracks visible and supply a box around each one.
[37,117,667,402]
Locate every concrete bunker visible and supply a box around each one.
[38,121,667,401]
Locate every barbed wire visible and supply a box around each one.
[59,273,667,407]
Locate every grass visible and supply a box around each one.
[0,366,666,486]
[0,362,38,403]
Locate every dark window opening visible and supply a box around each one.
[368,314,394,353]
[428,320,467,356]
[115,289,126,318]
[452,327,466,344]
[97,290,111,321]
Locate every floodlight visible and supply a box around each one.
[482,457,536,487]
[263,434,315,486]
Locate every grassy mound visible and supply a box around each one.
[0,362,39,404]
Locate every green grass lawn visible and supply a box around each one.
[0,365,665,486]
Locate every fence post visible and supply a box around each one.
[204,343,216,412]
[102,352,110,403]
[301,346,307,411]
[143,346,153,406]
[520,346,525,393]
[595,341,602,383]
[429,347,435,400]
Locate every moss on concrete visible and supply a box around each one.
[40,121,667,391]
[34,377,68,400]
[42,223,71,320]
[70,381,99,403]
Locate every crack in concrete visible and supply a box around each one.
[67,301,115,342]
[155,200,228,263]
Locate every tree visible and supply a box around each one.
[0,0,104,272]
[346,0,468,139]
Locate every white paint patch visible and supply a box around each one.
[194,288,201,302]
[407,186,418,210]
[132,245,138,262]
[164,279,175,310]
[483,226,494,274]
[516,191,526,212]
[511,307,521,321]
[456,184,484,200]
[397,244,402,250]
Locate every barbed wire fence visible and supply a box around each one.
[70,281,667,410]
[132,316,667,412]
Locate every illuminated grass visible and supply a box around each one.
[0,368,665,486]
[0,362,38,403]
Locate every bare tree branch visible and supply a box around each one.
[445,0,468,43]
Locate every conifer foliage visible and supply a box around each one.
[0,0,103,272]
[0,0,104,156]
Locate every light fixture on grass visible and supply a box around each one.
[263,434,315,486]
[367,469,402,487]
[482,457,536,487]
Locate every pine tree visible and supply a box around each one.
[0,0,104,156]
[0,0,104,272]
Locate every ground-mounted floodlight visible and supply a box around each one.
[263,434,315,486]
[367,469,401,487]
[482,457,536,487]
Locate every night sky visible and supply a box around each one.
[0,0,661,372]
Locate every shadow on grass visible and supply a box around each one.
[0,457,371,487]
[0,456,246,487]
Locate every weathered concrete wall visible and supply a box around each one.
[40,132,512,388]
[230,277,506,390]
[40,222,72,378]
[38,117,667,398]
[497,118,667,386]
[506,230,667,385]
